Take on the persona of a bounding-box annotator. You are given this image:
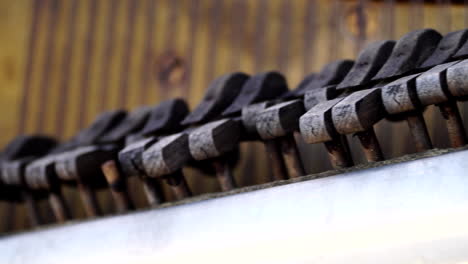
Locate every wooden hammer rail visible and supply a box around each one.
[2,28,468,232]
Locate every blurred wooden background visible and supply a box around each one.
[1,0,468,232]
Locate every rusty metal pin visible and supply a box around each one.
[300,97,354,169]
[101,160,135,213]
[48,190,71,223]
[332,88,386,163]
[76,180,101,217]
[279,134,306,178]
[256,100,307,177]
[438,101,467,148]
[354,128,385,162]
[142,133,193,200]
[263,140,288,181]
[212,157,237,191]
[188,119,241,190]
[163,170,192,200]
[22,191,42,227]
[405,111,433,151]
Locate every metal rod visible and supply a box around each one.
[164,170,192,200]
[22,191,42,227]
[324,136,354,169]
[48,190,71,223]
[212,157,237,191]
[101,160,134,213]
[76,181,101,218]
[279,134,306,178]
[264,140,289,181]
[405,111,433,152]
[141,177,165,206]
[355,127,385,162]
[438,100,467,148]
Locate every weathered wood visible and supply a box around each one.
[446,59,468,97]
[222,71,288,116]
[421,29,468,68]
[381,73,421,114]
[337,40,395,90]
[188,119,241,161]
[300,98,344,144]
[142,133,191,178]
[118,137,158,178]
[331,88,385,134]
[180,72,249,126]
[415,61,460,106]
[256,100,305,140]
[372,29,442,81]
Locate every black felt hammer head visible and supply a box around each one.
[372,29,442,81]
[141,98,189,136]
[180,72,249,126]
[222,71,288,116]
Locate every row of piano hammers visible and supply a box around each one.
[2,28,468,229]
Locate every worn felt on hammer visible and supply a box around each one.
[73,110,127,146]
[299,60,354,93]
[303,85,342,110]
[1,135,57,161]
[99,107,151,144]
[180,73,249,126]
[337,40,395,90]
[140,99,189,136]
[372,29,442,81]
[421,29,468,68]
[222,72,289,116]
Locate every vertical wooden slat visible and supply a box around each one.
[53,0,79,138]
[83,0,110,126]
[22,0,53,134]
[137,0,158,106]
[76,0,98,129]
[96,0,120,112]
[125,0,150,109]
[44,0,74,136]
[62,0,94,139]
[116,0,138,108]
[105,0,131,111]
